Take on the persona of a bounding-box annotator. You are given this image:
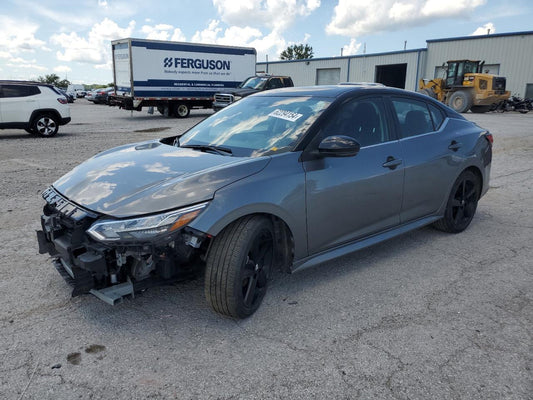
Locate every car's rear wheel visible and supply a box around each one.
[433,170,480,233]
[33,114,59,137]
[205,216,274,318]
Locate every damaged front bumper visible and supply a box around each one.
[37,187,208,305]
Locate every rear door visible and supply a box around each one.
[388,96,457,222]
[303,96,404,254]
[0,84,39,123]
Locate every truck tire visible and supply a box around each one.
[418,88,437,99]
[173,103,190,118]
[448,90,473,113]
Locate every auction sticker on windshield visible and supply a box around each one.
[268,109,303,122]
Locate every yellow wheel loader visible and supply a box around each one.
[419,60,510,113]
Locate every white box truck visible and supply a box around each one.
[111,38,256,118]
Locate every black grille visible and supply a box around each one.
[492,77,506,92]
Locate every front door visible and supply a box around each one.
[303,96,404,255]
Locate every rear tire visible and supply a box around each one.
[448,90,473,113]
[174,103,190,118]
[433,170,480,233]
[205,216,274,319]
[32,114,59,137]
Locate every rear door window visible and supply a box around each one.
[1,84,40,97]
[391,97,435,138]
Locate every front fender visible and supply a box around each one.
[189,152,308,259]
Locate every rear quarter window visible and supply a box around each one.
[428,103,445,130]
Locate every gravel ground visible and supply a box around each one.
[0,100,531,399]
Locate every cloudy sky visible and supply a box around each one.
[1,0,532,84]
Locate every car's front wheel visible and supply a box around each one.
[433,170,481,233]
[205,216,274,318]
[33,114,59,137]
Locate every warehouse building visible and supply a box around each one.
[256,30,533,98]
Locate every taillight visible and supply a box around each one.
[57,97,68,104]
[485,132,494,145]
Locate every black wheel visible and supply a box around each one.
[470,106,491,113]
[205,216,274,318]
[32,114,59,137]
[174,103,190,118]
[448,90,473,113]
[418,88,437,99]
[433,170,481,233]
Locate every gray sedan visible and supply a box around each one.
[37,85,492,318]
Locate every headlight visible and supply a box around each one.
[233,95,242,101]
[87,202,208,242]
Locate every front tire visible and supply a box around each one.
[433,170,481,233]
[205,216,274,318]
[32,114,59,137]
[448,90,473,113]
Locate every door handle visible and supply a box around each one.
[382,156,402,170]
[448,140,462,151]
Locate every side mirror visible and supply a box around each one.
[318,135,361,157]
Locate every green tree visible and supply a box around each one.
[279,44,314,60]
[36,73,70,88]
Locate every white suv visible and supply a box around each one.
[0,81,71,137]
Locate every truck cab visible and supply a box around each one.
[213,75,294,111]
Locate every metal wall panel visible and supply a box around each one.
[257,50,426,91]
[257,32,533,97]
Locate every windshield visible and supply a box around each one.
[179,96,332,157]
[240,77,268,90]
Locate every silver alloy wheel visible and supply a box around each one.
[35,115,58,137]
[175,103,190,118]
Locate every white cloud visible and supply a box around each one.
[213,0,320,31]
[6,57,46,71]
[326,0,487,36]
[0,16,45,55]
[342,38,361,56]
[51,18,135,68]
[171,28,186,42]
[54,65,72,73]
[141,24,186,42]
[471,22,495,35]
[191,20,286,61]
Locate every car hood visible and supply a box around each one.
[221,88,259,97]
[53,140,270,218]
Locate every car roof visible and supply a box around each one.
[0,80,54,88]
[252,84,399,98]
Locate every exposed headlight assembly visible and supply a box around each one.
[87,202,208,242]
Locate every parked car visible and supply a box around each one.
[213,74,294,111]
[75,90,87,98]
[37,85,492,317]
[0,80,71,137]
[85,90,96,102]
[92,87,114,104]
[56,87,75,103]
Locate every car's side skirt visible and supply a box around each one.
[292,215,442,273]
